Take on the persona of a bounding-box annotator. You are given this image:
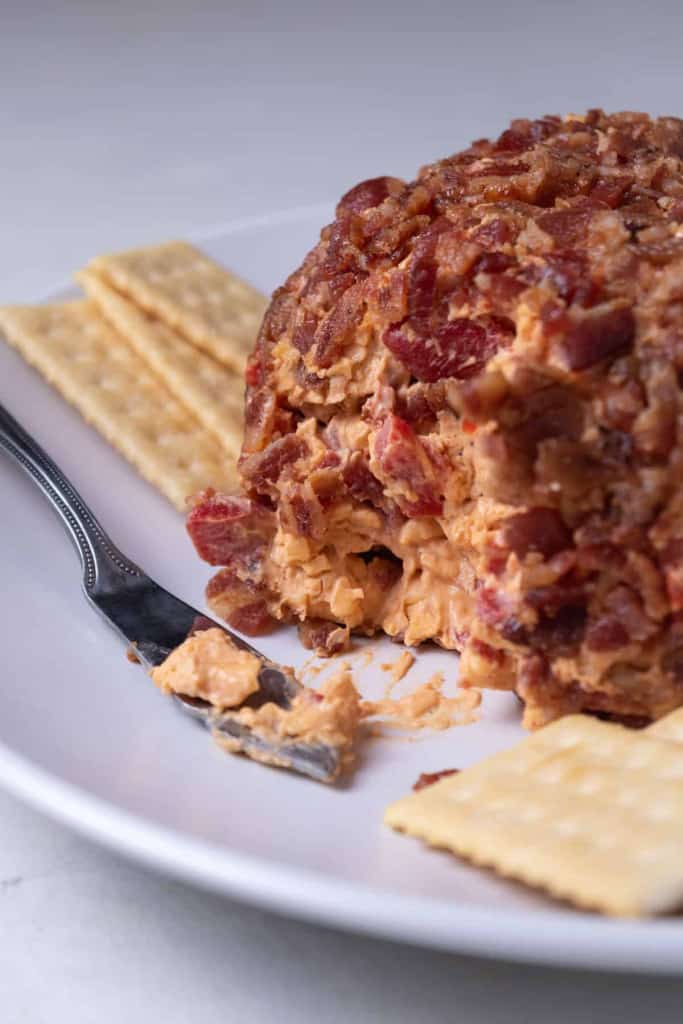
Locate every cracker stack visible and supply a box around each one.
[0,242,268,510]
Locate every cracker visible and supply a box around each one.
[385,715,683,916]
[646,708,683,744]
[85,241,268,372]
[77,269,244,456]
[0,301,239,510]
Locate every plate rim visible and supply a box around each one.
[3,739,683,974]
[3,208,683,974]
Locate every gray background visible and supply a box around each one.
[2,1,683,1019]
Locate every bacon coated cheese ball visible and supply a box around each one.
[189,110,683,727]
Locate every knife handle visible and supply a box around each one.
[0,402,142,591]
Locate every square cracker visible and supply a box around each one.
[647,708,683,744]
[385,715,683,916]
[78,269,245,456]
[85,241,268,373]
[0,301,239,510]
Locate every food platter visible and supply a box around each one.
[2,206,683,972]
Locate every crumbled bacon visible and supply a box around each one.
[536,205,595,246]
[661,540,683,611]
[291,310,317,354]
[383,315,513,383]
[187,493,274,576]
[585,616,629,651]
[413,769,460,791]
[206,569,276,636]
[297,618,351,656]
[279,483,326,539]
[372,415,444,517]
[559,305,635,371]
[406,217,451,315]
[240,434,309,491]
[499,507,572,559]
[337,176,404,215]
[342,451,386,508]
[242,387,277,453]
[313,280,367,367]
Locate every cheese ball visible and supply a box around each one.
[190,110,683,727]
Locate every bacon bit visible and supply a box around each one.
[473,251,515,275]
[529,605,587,654]
[461,419,477,435]
[585,616,630,651]
[499,507,572,559]
[536,206,593,247]
[661,540,683,611]
[471,217,515,247]
[297,619,351,657]
[291,310,317,354]
[342,451,386,508]
[366,269,408,321]
[590,175,633,208]
[261,286,295,342]
[394,382,447,427]
[413,768,460,792]
[560,305,635,371]
[206,569,276,636]
[243,387,277,453]
[337,176,404,215]
[406,217,452,316]
[240,434,309,490]
[469,638,506,666]
[373,414,444,517]
[589,586,656,648]
[187,494,274,571]
[511,385,585,446]
[383,315,512,383]
[520,251,599,305]
[279,483,325,539]
[313,280,366,368]
[318,450,341,470]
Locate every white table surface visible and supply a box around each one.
[2,2,683,1019]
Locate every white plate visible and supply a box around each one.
[2,206,682,974]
